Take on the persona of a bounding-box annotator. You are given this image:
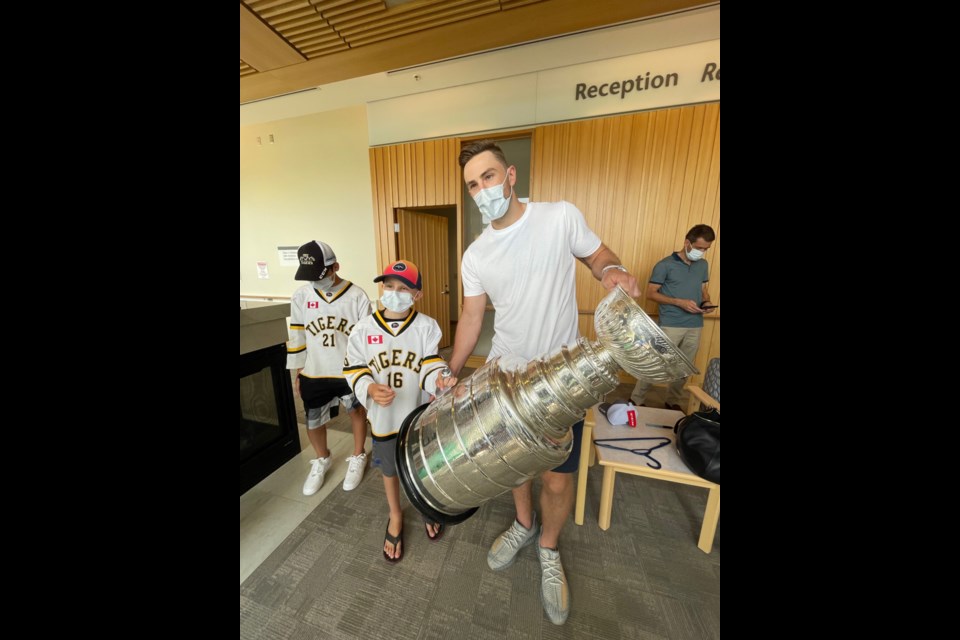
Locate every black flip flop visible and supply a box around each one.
[383,519,403,563]
[425,522,444,542]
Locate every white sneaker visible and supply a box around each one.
[538,535,570,625]
[487,513,538,570]
[342,452,367,491]
[302,457,331,496]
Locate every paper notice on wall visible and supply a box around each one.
[277,246,299,267]
[257,262,269,279]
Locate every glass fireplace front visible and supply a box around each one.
[240,343,299,494]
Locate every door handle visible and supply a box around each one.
[441,285,450,295]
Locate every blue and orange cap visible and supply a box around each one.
[373,260,422,290]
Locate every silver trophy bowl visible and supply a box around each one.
[396,286,699,524]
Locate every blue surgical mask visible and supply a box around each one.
[381,291,414,313]
[473,173,512,224]
[686,247,705,261]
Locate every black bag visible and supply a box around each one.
[674,409,720,484]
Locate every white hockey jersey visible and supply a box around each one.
[343,309,447,438]
[286,281,372,378]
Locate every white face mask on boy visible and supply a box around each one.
[381,290,414,313]
[685,247,705,261]
[312,271,335,291]
[473,173,512,224]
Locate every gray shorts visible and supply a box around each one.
[371,436,398,477]
[372,436,434,524]
[306,394,361,429]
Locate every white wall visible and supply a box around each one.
[368,39,718,145]
[240,105,379,301]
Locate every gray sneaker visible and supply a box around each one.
[487,513,538,570]
[538,536,570,625]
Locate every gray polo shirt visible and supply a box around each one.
[650,252,710,328]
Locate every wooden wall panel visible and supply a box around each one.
[532,103,720,383]
[371,104,719,382]
[369,137,460,278]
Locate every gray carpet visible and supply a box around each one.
[240,463,720,639]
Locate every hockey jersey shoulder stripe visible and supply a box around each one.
[289,323,304,330]
[342,365,370,375]
[420,364,446,390]
[346,370,373,392]
[287,344,306,353]
[421,355,443,366]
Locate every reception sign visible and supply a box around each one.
[368,40,720,146]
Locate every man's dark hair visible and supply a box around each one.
[686,224,716,243]
[459,140,509,170]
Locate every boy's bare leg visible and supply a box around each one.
[306,425,330,459]
[349,405,367,456]
[383,475,403,559]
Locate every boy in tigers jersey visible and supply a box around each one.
[343,260,456,562]
[287,240,372,496]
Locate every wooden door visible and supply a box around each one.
[397,209,451,348]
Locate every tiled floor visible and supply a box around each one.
[240,418,371,584]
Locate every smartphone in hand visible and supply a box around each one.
[700,304,718,310]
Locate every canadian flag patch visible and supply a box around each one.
[307,301,319,309]
[626,409,637,427]
[367,335,383,344]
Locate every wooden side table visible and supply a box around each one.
[575,405,720,553]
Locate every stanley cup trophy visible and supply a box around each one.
[396,286,699,524]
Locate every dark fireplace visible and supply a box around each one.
[240,342,299,494]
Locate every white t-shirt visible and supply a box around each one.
[461,200,601,361]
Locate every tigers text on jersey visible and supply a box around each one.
[343,309,447,439]
[286,281,372,378]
